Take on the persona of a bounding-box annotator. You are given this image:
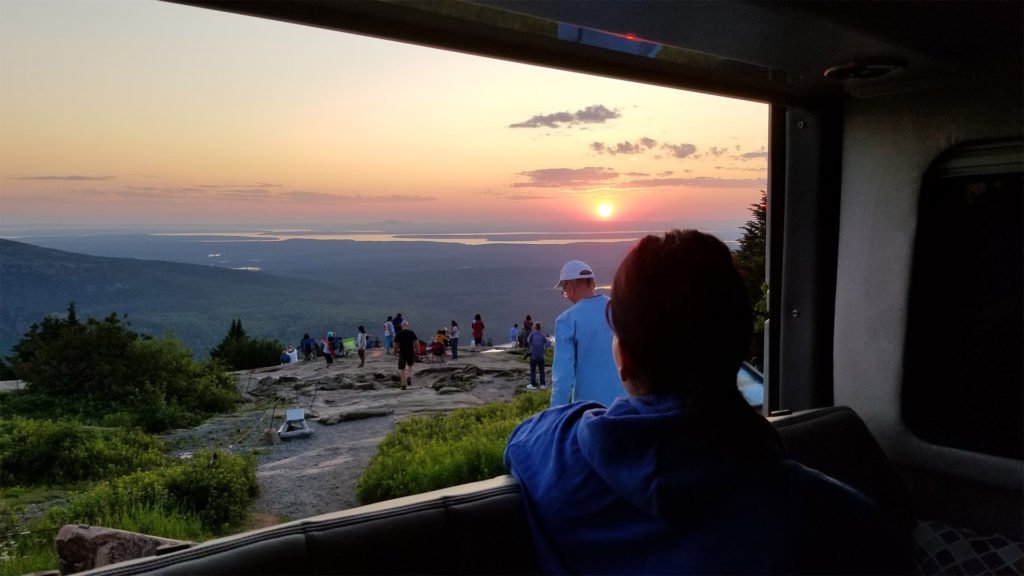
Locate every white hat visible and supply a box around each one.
[554,259,595,288]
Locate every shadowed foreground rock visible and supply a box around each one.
[56,525,192,573]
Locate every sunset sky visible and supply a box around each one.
[0,0,768,234]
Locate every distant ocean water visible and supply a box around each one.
[152,230,742,248]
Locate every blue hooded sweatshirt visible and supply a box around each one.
[504,391,908,574]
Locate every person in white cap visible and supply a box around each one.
[550,259,624,406]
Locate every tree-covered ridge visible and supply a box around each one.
[0,237,632,360]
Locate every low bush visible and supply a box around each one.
[0,417,165,486]
[46,449,259,538]
[356,391,550,504]
[4,306,240,433]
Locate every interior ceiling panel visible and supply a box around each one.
[162,1,1023,103]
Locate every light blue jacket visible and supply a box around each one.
[551,294,624,406]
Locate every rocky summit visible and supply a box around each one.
[160,346,542,520]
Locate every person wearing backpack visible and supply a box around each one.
[300,333,316,361]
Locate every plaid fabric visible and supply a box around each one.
[914,520,1023,575]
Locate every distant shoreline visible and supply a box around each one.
[1,228,743,248]
[150,230,742,246]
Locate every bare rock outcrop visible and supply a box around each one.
[56,525,192,573]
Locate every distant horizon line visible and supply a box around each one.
[2,227,744,248]
[0,218,749,242]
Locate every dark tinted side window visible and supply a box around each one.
[903,140,1023,460]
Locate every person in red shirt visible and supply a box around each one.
[471,314,485,351]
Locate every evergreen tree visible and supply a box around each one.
[736,190,767,300]
[227,318,246,340]
[209,318,282,371]
[735,190,768,369]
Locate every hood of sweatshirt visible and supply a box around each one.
[576,390,784,525]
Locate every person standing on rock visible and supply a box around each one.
[526,322,551,391]
[300,333,317,361]
[471,314,485,351]
[521,315,534,347]
[322,332,336,367]
[449,320,461,360]
[384,316,395,355]
[394,320,418,389]
[356,325,368,368]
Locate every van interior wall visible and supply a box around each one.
[832,79,1023,537]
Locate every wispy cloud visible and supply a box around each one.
[589,138,699,159]
[283,191,437,203]
[624,176,766,188]
[11,182,438,205]
[13,175,114,181]
[591,137,657,155]
[513,167,618,188]
[510,105,621,128]
[662,143,697,158]
[200,182,283,189]
[505,194,551,201]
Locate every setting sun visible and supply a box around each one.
[597,203,614,219]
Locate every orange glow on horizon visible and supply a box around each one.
[0,1,768,231]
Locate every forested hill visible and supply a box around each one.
[0,238,340,356]
[0,237,635,357]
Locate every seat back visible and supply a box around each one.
[79,477,539,575]
[771,405,912,520]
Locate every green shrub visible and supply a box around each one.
[47,449,258,538]
[4,305,240,432]
[0,417,165,486]
[161,450,260,534]
[357,391,550,504]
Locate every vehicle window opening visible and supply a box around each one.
[902,139,1023,460]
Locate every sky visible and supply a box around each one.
[0,0,768,234]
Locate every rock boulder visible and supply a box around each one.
[56,524,192,573]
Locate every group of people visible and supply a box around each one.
[288,327,372,368]
[382,314,462,389]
